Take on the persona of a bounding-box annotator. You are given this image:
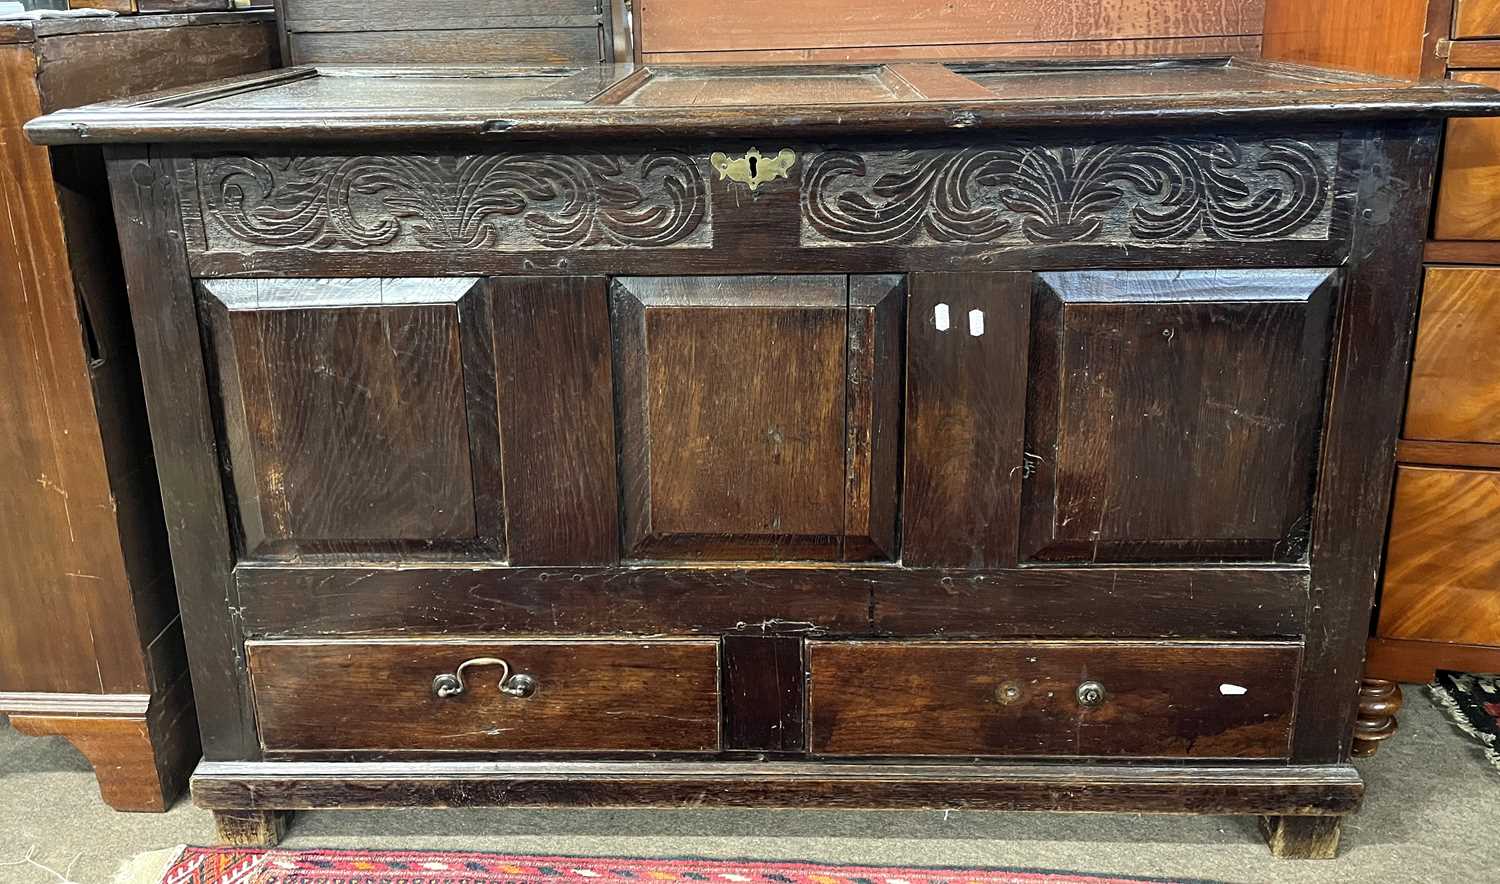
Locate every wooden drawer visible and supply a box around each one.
[1434,72,1500,240]
[247,639,720,753]
[1405,267,1500,443]
[1379,466,1500,645]
[1457,0,1500,38]
[808,641,1300,759]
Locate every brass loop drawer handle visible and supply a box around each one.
[431,657,538,699]
[1076,681,1107,708]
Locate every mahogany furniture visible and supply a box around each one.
[631,0,1264,64]
[1265,0,1500,752]
[0,10,277,812]
[27,56,1499,856]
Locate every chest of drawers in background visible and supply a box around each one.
[1264,0,1500,740]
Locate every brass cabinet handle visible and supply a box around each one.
[1076,681,1107,708]
[431,657,538,699]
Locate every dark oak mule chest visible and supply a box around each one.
[26,58,1500,857]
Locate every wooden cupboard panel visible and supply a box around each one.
[1379,466,1500,645]
[200,279,490,558]
[1022,269,1336,563]
[1456,0,1500,37]
[613,275,899,561]
[636,0,1264,55]
[248,639,720,753]
[902,272,1030,569]
[1434,72,1500,241]
[1405,267,1500,442]
[489,276,619,566]
[808,641,1300,759]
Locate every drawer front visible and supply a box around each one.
[1457,0,1500,38]
[808,641,1300,759]
[1380,466,1500,645]
[1435,72,1500,241]
[248,639,720,752]
[1405,267,1500,443]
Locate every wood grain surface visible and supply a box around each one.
[1404,267,1500,442]
[1022,269,1335,563]
[1435,72,1500,240]
[1262,0,1447,80]
[1456,0,1500,37]
[636,0,1264,55]
[248,639,720,753]
[808,641,1300,759]
[1379,466,1500,645]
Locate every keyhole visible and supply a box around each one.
[747,155,758,178]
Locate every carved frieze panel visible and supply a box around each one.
[193,152,711,252]
[801,137,1339,247]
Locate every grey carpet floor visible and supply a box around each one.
[1,689,1495,884]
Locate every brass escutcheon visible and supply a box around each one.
[709,147,796,192]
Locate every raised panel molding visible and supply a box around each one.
[611,275,901,562]
[198,278,498,559]
[801,137,1338,247]
[192,152,711,253]
[1020,268,1338,563]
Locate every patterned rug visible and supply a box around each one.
[1430,671,1500,772]
[157,849,1220,884]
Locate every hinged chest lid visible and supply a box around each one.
[24,56,1500,145]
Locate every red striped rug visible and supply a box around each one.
[159,848,1215,884]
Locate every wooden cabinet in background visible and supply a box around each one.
[0,10,278,812]
[1263,0,1500,745]
[633,0,1264,63]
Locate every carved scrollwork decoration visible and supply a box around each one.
[801,137,1337,246]
[199,152,710,252]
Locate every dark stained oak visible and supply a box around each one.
[1021,269,1336,563]
[213,809,290,848]
[808,641,1300,759]
[234,564,1310,639]
[722,635,806,753]
[192,759,1364,816]
[43,60,1475,855]
[247,639,720,753]
[613,275,899,561]
[1259,814,1343,860]
[491,276,619,565]
[200,279,489,558]
[901,272,1030,569]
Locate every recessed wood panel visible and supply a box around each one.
[1379,466,1500,645]
[1022,269,1337,563]
[1405,268,1500,443]
[200,279,494,558]
[248,638,720,753]
[808,641,1300,759]
[1434,72,1500,241]
[612,275,900,561]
